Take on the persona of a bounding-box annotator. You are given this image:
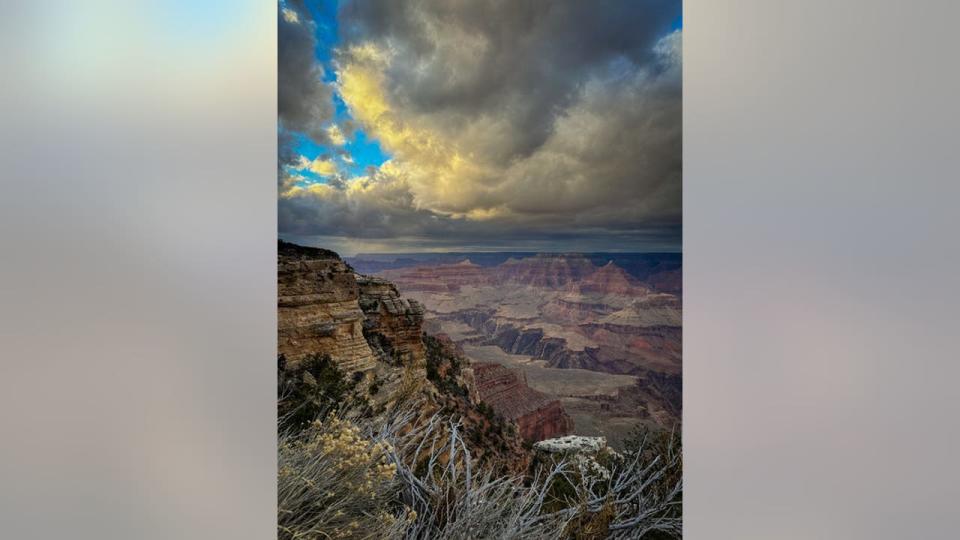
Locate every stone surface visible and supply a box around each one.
[496,253,597,288]
[569,261,650,296]
[472,362,573,442]
[357,276,426,367]
[379,259,491,292]
[278,249,378,373]
[278,243,431,374]
[534,435,616,480]
[278,241,541,470]
[533,435,607,454]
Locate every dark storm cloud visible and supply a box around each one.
[280,0,682,252]
[338,0,679,160]
[278,2,334,145]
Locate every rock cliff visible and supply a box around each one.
[278,243,378,373]
[278,240,573,449]
[278,242,430,375]
[472,363,573,441]
[379,259,491,292]
[357,276,426,367]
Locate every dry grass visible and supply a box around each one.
[279,407,681,539]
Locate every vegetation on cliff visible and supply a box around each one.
[278,347,681,539]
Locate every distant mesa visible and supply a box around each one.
[495,254,598,288]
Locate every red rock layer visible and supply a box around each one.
[472,362,573,442]
[495,254,597,287]
[571,261,650,296]
[379,259,491,292]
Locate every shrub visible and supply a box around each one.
[278,406,682,539]
[278,415,413,540]
[278,353,359,433]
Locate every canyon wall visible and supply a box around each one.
[279,241,573,445]
[278,242,430,374]
[278,249,378,373]
[472,363,573,441]
[357,276,426,367]
[375,252,683,435]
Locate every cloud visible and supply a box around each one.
[281,7,299,24]
[293,155,338,176]
[278,2,334,145]
[280,0,682,252]
[326,124,347,146]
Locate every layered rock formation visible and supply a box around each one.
[597,293,682,327]
[279,241,573,448]
[278,242,430,374]
[379,259,490,293]
[278,244,378,372]
[472,362,573,441]
[374,252,682,440]
[496,253,597,287]
[357,276,426,367]
[570,261,650,296]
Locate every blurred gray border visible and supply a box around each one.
[0,2,277,539]
[1,1,959,539]
[685,0,960,538]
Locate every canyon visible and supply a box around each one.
[279,241,680,452]
[371,252,682,448]
[278,241,573,449]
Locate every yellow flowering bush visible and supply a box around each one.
[278,416,412,540]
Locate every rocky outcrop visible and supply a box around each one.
[472,363,573,442]
[278,243,378,373]
[357,276,426,367]
[278,241,431,374]
[278,241,544,470]
[571,261,649,296]
[533,435,617,480]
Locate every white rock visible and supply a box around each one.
[533,435,606,454]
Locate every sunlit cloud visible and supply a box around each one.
[294,155,337,176]
[279,0,682,252]
[326,124,347,146]
[281,8,298,24]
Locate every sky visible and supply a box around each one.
[278,0,682,256]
